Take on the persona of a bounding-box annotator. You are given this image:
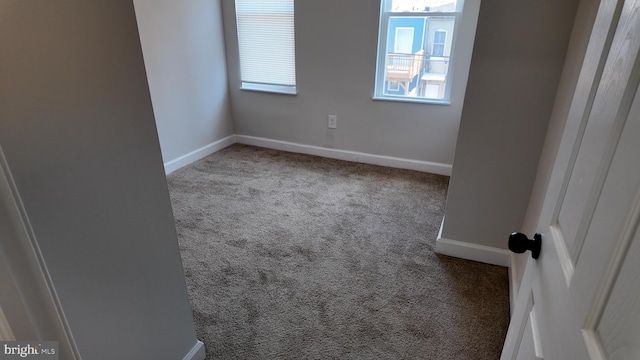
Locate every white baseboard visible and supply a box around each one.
[182,340,205,360]
[435,237,511,267]
[436,218,511,267]
[164,135,236,175]
[436,238,511,267]
[235,135,452,176]
[164,134,452,176]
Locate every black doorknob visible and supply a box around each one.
[508,232,541,259]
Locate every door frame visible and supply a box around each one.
[0,145,80,358]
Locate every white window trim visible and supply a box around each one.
[373,2,465,105]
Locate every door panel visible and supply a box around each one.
[597,225,640,359]
[541,0,624,285]
[557,0,640,267]
[580,84,640,359]
[516,318,541,360]
[502,0,640,358]
[555,100,619,264]
[513,293,544,360]
[568,0,640,316]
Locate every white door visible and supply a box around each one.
[394,27,414,53]
[502,0,640,359]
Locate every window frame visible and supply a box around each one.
[373,1,464,105]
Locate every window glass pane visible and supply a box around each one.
[381,15,454,100]
[390,0,458,13]
[434,30,446,44]
[432,44,444,56]
[432,30,447,56]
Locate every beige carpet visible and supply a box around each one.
[167,144,509,359]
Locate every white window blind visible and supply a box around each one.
[235,0,297,93]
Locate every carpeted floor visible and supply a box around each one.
[167,144,509,359]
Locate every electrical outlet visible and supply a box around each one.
[328,115,337,129]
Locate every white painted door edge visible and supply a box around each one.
[182,340,206,360]
[0,145,80,359]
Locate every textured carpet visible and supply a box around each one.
[167,144,509,359]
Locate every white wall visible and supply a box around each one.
[0,1,201,359]
[133,0,234,170]
[440,0,580,249]
[220,0,480,167]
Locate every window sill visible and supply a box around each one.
[241,82,297,95]
[372,95,450,105]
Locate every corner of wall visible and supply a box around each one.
[164,135,236,174]
[135,0,235,169]
[437,219,519,314]
[435,236,512,267]
[435,218,511,267]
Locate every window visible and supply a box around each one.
[235,0,297,94]
[432,30,447,56]
[394,27,415,53]
[374,0,463,103]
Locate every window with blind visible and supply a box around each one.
[235,0,297,95]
